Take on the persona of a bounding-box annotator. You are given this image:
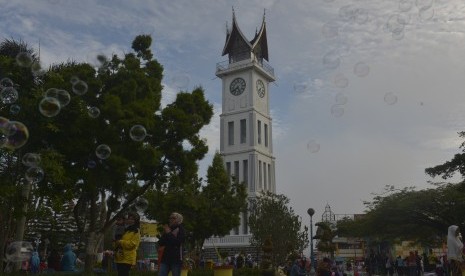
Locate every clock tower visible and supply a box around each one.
[204,9,276,253]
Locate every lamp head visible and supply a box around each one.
[307,208,315,217]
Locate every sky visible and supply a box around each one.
[2,0,465,226]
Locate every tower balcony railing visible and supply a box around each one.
[216,58,274,78]
[203,234,251,247]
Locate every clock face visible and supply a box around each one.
[229,77,246,96]
[256,79,265,98]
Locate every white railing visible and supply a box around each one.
[203,235,251,247]
[216,58,274,77]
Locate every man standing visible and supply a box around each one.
[158,212,185,276]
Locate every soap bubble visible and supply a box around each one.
[307,140,321,153]
[353,62,370,77]
[10,104,21,115]
[3,121,29,149]
[323,50,341,69]
[39,97,61,117]
[45,88,71,107]
[22,153,41,167]
[95,144,111,160]
[333,73,349,88]
[72,80,88,95]
[384,92,398,105]
[31,61,46,77]
[135,198,149,212]
[1,87,19,104]
[171,74,190,90]
[70,76,80,85]
[16,52,34,67]
[0,77,14,88]
[25,166,44,183]
[5,241,33,262]
[129,125,147,142]
[88,107,100,118]
[331,104,345,118]
[87,160,97,169]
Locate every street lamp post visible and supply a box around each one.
[307,208,315,273]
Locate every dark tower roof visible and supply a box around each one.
[221,9,269,62]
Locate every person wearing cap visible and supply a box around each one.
[114,212,141,276]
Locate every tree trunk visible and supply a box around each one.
[84,231,100,273]
[13,181,31,271]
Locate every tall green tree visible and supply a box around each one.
[0,35,214,272]
[249,191,309,268]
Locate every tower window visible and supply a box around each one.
[258,160,262,189]
[257,120,261,144]
[226,162,231,176]
[240,119,246,144]
[263,162,267,191]
[264,123,268,147]
[228,121,234,145]
[234,161,239,182]
[268,163,271,191]
[243,159,248,189]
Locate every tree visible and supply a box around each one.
[145,151,248,253]
[249,191,309,268]
[0,35,214,272]
[314,221,336,259]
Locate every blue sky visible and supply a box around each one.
[2,0,465,225]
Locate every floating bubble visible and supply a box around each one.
[25,166,44,183]
[10,104,21,115]
[39,97,61,117]
[384,92,398,105]
[322,22,339,39]
[16,52,33,67]
[135,197,149,212]
[399,0,413,12]
[0,118,17,136]
[4,121,29,149]
[307,140,321,153]
[129,125,147,142]
[385,14,406,34]
[333,73,349,88]
[95,144,111,159]
[416,0,433,10]
[323,50,341,69]
[70,76,80,85]
[354,8,369,24]
[0,77,14,88]
[45,88,71,107]
[419,6,434,21]
[31,61,46,77]
[331,104,345,117]
[339,5,357,21]
[5,241,33,262]
[293,83,309,94]
[88,107,100,118]
[335,92,348,105]
[392,28,405,40]
[87,160,97,169]
[354,62,370,77]
[72,80,88,95]
[1,87,19,104]
[22,153,41,167]
[171,74,190,90]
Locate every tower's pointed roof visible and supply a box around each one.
[221,8,269,61]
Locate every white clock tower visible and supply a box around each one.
[204,9,276,252]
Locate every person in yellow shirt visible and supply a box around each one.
[114,212,141,276]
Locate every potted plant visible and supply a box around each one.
[212,249,233,276]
